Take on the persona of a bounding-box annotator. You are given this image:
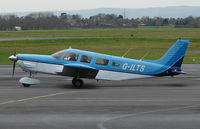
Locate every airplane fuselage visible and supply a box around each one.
[16,49,176,81]
[9,40,189,87]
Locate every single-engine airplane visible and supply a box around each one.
[9,39,189,88]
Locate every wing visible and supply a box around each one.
[58,63,98,79]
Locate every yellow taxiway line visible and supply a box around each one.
[0,90,86,105]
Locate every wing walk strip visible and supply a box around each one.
[0,90,86,105]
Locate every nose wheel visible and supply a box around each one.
[19,77,40,87]
[22,83,31,87]
[72,78,83,88]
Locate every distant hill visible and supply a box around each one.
[1,6,200,18]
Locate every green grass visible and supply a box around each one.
[0,28,200,64]
[0,28,200,39]
[138,25,175,28]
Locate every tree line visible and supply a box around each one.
[0,12,200,30]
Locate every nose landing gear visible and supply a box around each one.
[72,78,84,88]
[19,73,40,87]
[22,83,31,87]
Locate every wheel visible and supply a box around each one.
[72,78,83,88]
[22,83,31,87]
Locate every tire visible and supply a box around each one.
[72,79,83,88]
[22,83,31,87]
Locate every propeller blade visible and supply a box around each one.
[10,44,17,78]
[14,44,16,56]
[12,61,16,78]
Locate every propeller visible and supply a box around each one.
[12,59,16,78]
[9,46,18,78]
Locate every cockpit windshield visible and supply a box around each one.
[51,49,66,59]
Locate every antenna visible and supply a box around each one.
[122,48,132,58]
[140,52,149,61]
[123,9,126,19]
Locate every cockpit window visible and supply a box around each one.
[52,49,66,59]
[63,52,79,61]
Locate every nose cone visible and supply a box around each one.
[9,55,18,61]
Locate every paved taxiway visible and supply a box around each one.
[0,37,111,41]
[0,64,200,129]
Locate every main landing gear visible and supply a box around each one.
[72,78,84,88]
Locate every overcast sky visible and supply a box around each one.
[0,0,200,12]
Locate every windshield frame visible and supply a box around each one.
[51,49,67,59]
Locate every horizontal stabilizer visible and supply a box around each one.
[170,70,186,75]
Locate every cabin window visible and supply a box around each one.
[95,58,109,65]
[51,49,66,59]
[80,55,92,63]
[112,62,120,67]
[63,52,79,61]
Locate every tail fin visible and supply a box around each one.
[155,40,189,68]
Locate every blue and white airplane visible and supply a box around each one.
[9,40,189,88]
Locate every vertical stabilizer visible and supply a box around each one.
[155,40,189,68]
